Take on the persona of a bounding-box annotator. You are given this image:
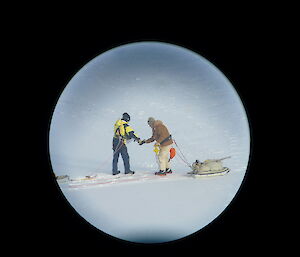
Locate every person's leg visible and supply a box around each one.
[112,138,122,175]
[120,145,131,173]
[166,147,172,172]
[166,158,171,170]
[158,145,172,171]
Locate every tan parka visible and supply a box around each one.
[145,120,173,146]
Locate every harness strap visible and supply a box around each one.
[160,134,172,145]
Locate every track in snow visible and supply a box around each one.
[59,171,194,190]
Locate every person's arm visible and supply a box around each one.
[145,127,156,143]
[128,130,140,141]
[125,124,140,141]
[145,136,155,143]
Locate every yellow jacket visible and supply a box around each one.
[114,119,139,144]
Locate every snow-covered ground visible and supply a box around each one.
[49,42,250,243]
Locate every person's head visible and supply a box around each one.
[122,113,130,122]
[147,117,155,127]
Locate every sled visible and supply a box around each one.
[56,175,70,182]
[188,167,230,178]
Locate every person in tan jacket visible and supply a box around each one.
[139,117,173,175]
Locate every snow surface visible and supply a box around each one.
[49,42,250,243]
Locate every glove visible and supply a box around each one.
[134,137,141,143]
[138,139,146,145]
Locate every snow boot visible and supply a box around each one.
[155,170,167,176]
[125,170,135,175]
[165,168,173,174]
[113,170,121,175]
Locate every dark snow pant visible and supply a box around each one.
[112,137,130,174]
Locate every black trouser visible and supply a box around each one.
[112,137,130,174]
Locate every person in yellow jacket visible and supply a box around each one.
[112,113,142,175]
